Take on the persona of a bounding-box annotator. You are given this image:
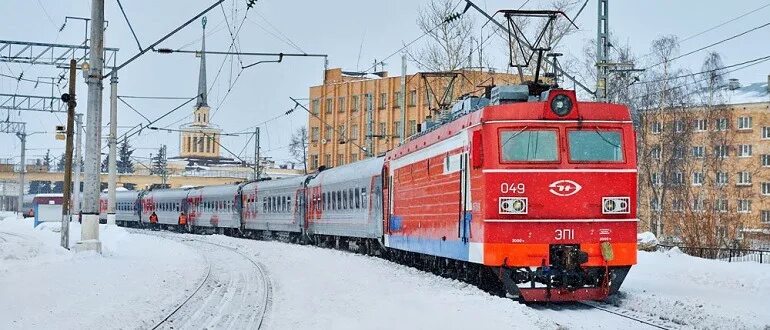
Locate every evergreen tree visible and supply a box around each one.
[101,155,109,173]
[42,150,52,171]
[56,152,66,172]
[151,145,168,184]
[117,140,135,174]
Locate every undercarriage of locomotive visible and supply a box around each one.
[496,244,631,302]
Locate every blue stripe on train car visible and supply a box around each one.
[389,215,403,232]
[387,235,470,261]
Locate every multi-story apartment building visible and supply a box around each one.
[637,79,770,247]
[306,68,521,170]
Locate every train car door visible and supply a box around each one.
[382,164,391,236]
[459,152,471,243]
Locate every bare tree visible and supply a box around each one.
[289,126,308,174]
[410,0,474,72]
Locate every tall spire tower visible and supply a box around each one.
[179,16,222,162]
[196,16,208,108]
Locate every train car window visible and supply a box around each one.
[355,188,361,209]
[348,189,354,209]
[324,192,329,211]
[262,197,267,213]
[499,129,558,162]
[343,190,349,210]
[287,196,292,212]
[337,190,343,210]
[568,129,624,162]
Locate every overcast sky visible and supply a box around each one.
[1,0,769,165]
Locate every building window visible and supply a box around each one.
[761,210,770,223]
[394,121,402,138]
[310,155,319,169]
[650,197,661,212]
[351,124,359,141]
[409,90,417,106]
[672,172,684,186]
[408,120,417,136]
[716,171,728,186]
[674,120,685,133]
[692,146,705,158]
[378,122,386,138]
[763,127,770,139]
[323,154,331,167]
[324,125,333,140]
[673,146,684,159]
[694,119,707,132]
[692,198,704,212]
[715,199,728,213]
[738,199,752,213]
[337,154,345,166]
[311,127,319,142]
[762,155,770,167]
[364,93,373,111]
[337,125,346,142]
[351,95,360,112]
[738,116,752,130]
[737,171,752,186]
[338,97,346,113]
[651,172,662,186]
[651,145,661,160]
[311,99,320,114]
[651,121,662,134]
[325,98,333,114]
[672,199,684,212]
[379,92,387,109]
[714,145,728,158]
[715,118,728,131]
[762,182,770,196]
[738,144,752,157]
[394,91,402,108]
[692,172,704,186]
[351,153,358,162]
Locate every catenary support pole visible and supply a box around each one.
[72,114,83,218]
[107,70,118,226]
[61,59,77,249]
[17,133,25,218]
[78,0,104,253]
[400,54,407,140]
[255,127,260,180]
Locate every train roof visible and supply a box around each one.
[243,175,308,190]
[307,156,384,187]
[142,187,193,199]
[189,184,240,195]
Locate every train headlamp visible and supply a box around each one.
[499,197,527,214]
[550,94,573,117]
[602,197,630,214]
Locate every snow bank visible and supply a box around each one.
[619,249,770,329]
[0,213,206,329]
[636,231,659,251]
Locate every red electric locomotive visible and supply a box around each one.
[384,86,637,301]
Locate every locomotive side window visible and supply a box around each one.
[499,129,558,162]
[568,129,624,162]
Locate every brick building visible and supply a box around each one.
[306,68,521,170]
[637,79,770,247]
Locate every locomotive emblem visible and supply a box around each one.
[548,180,582,196]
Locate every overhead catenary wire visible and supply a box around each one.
[116,0,144,51]
[635,53,770,85]
[644,19,770,70]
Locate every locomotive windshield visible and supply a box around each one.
[499,129,558,162]
[568,129,624,162]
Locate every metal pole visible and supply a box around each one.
[61,59,77,249]
[366,93,373,157]
[72,114,83,217]
[107,70,118,226]
[79,0,104,253]
[255,127,260,180]
[596,0,609,101]
[400,54,407,140]
[17,133,25,217]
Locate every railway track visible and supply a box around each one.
[578,301,683,329]
[145,232,272,330]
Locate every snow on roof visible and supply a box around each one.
[725,82,769,105]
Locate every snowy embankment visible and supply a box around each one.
[0,213,205,329]
[618,247,770,329]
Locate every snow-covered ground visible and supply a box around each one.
[0,213,206,329]
[2,213,769,329]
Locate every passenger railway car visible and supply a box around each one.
[186,184,241,233]
[115,190,142,226]
[109,83,636,302]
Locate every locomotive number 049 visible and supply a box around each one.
[500,182,525,194]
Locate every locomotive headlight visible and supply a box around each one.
[550,94,573,117]
[602,197,630,214]
[500,197,527,214]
